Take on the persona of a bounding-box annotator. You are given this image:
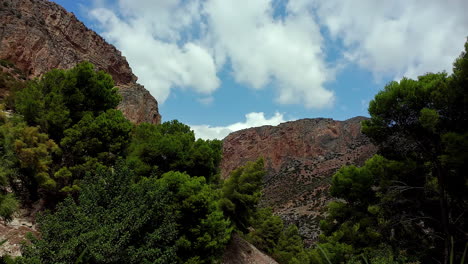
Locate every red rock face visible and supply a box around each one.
[0,0,161,124]
[221,117,377,243]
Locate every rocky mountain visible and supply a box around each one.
[221,117,377,244]
[0,0,160,124]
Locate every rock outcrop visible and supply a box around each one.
[0,209,39,257]
[221,117,377,244]
[0,0,160,124]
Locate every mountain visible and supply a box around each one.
[0,0,160,124]
[221,116,377,244]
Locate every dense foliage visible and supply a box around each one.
[220,158,265,231]
[313,40,468,263]
[0,62,239,263]
[0,62,129,204]
[14,62,121,141]
[15,165,232,264]
[11,155,269,264]
[0,107,19,221]
[246,208,309,264]
[126,121,222,183]
[59,109,133,192]
[0,115,60,202]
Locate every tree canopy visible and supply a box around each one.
[126,121,222,183]
[314,39,468,264]
[15,165,232,264]
[15,62,120,141]
[220,158,265,232]
[1,62,239,263]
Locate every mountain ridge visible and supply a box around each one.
[221,116,377,243]
[0,0,161,124]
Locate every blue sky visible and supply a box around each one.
[51,0,468,139]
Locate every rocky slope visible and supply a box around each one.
[0,0,160,124]
[222,234,279,264]
[221,117,377,244]
[0,209,39,257]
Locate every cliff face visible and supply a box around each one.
[0,0,160,124]
[221,117,377,243]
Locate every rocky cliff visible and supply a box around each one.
[0,0,160,124]
[221,117,377,244]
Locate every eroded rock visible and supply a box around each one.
[0,0,160,124]
[221,117,377,244]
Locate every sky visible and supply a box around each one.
[51,0,468,140]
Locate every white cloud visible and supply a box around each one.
[114,0,202,42]
[190,112,289,140]
[312,0,468,79]
[88,0,468,109]
[197,96,214,105]
[203,0,335,108]
[90,3,219,103]
[90,0,335,108]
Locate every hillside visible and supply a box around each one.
[221,117,377,243]
[0,0,160,124]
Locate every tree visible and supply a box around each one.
[9,63,129,200]
[157,171,232,263]
[0,192,17,222]
[356,40,468,263]
[127,121,222,182]
[0,120,18,219]
[15,62,121,141]
[246,207,311,264]
[316,155,423,262]
[59,109,132,191]
[16,165,232,264]
[0,114,60,203]
[314,40,468,264]
[220,158,265,232]
[273,225,308,264]
[17,165,177,264]
[247,207,284,254]
[0,106,19,221]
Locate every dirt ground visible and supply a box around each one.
[0,209,38,257]
[222,233,278,264]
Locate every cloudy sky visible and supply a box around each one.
[52,0,468,139]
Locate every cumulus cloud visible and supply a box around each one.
[190,112,289,140]
[90,1,219,103]
[312,0,468,79]
[90,0,335,108]
[203,0,335,108]
[89,0,468,110]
